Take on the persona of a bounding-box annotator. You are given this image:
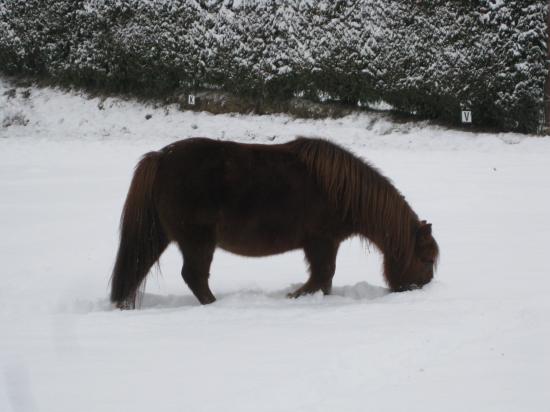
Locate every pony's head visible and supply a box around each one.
[386,220,439,292]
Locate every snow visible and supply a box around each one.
[1,78,549,411]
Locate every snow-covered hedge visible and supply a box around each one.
[0,0,547,133]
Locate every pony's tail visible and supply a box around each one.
[110,151,167,309]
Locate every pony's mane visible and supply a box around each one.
[289,137,419,261]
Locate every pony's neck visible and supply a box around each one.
[357,199,419,263]
[359,210,419,292]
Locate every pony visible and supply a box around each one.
[110,137,439,308]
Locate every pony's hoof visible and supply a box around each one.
[392,283,420,292]
[288,282,330,299]
[286,287,317,299]
[199,295,216,305]
[116,300,136,310]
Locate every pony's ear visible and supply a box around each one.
[418,222,432,238]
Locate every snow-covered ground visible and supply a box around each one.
[1,79,549,411]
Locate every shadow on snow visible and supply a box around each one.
[133,281,389,310]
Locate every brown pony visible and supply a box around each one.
[111,137,439,308]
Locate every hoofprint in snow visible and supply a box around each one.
[1,79,549,412]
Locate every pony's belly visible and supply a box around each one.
[217,241,297,257]
[216,225,302,257]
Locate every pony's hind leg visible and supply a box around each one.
[176,225,217,305]
[288,238,339,299]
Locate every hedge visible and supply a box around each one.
[0,0,547,133]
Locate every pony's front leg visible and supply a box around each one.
[288,238,339,299]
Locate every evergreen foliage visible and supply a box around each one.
[0,0,547,132]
